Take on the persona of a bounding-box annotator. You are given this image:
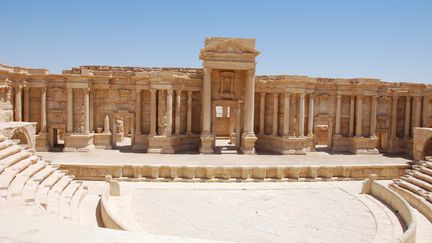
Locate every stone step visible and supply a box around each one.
[36,170,67,206]
[70,185,88,222]
[421,161,432,170]
[395,179,431,199]
[0,145,21,161]
[0,150,32,173]
[47,176,74,217]
[414,165,432,177]
[0,156,38,190]
[0,140,15,151]
[0,135,6,143]
[59,181,82,219]
[409,170,432,184]
[401,175,432,192]
[22,166,58,202]
[7,161,46,198]
[425,156,432,162]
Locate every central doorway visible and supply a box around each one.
[212,100,242,154]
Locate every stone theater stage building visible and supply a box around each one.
[1,37,432,155]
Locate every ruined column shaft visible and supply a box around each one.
[135,90,142,135]
[404,96,411,137]
[283,93,290,136]
[23,87,29,122]
[187,91,192,134]
[175,90,181,135]
[414,96,422,127]
[259,93,265,135]
[272,93,278,136]
[40,87,47,133]
[245,69,256,135]
[348,96,355,137]
[355,95,363,137]
[166,90,173,136]
[67,88,73,133]
[14,86,22,121]
[83,88,90,135]
[335,95,342,135]
[307,94,314,136]
[299,93,305,137]
[370,96,378,138]
[150,89,157,136]
[391,96,398,138]
[202,68,211,135]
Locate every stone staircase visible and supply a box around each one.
[0,135,88,222]
[390,157,432,206]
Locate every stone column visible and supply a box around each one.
[187,91,192,134]
[166,89,173,136]
[175,90,181,135]
[298,93,305,137]
[307,94,314,137]
[414,96,422,128]
[83,88,90,135]
[67,88,73,133]
[23,86,29,122]
[355,95,363,137]
[89,90,94,133]
[283,93,290,137]
[244,69,256,135]
[150,89,157,136]
[14,85,22,121]
[40,87,47,133]
[404,96,411,138]
[335,94,342,135]
[391,96,398,138]
[135,89,142,135]
[259,93,265,135]
[370,96,378,138]
[348,96,355,137]
[202,68,211,135]
[235,104,242,147]
[272,93,278,136]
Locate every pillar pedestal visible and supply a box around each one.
[240,134,257,154]
[200,134,214,154]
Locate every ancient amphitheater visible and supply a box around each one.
[0,37,432,242]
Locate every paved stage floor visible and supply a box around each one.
[38,149,410,166]
[124,181,404,243]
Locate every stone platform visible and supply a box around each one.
[37,150,410,181]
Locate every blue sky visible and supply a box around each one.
[1,0,431,83]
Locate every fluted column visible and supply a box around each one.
[259,93,265,135]
[135,89,142,135]
[272,93,278,136]
[355,95,363,137]
[348,96,355,137]
[175,90,181,135]
[298,93,305,137]
[370,95,378,138]
[283,93,290,137]
[307,94,314,137]
[335,95,342,135]
[166,89,173,136]
[150,89,157,136]
[390,96,398,138]
[67,88,73,133]
[40,87,47,133]
[83,88,90,135]
[187,91,192,134]
[404,96,411,137]
[244,69,255,135]
[14,85,22,121]
[23,86,29,122]
[414,96,422,128]
[202,68,211,135]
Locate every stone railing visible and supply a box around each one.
[100,176,129,231]
[362,175,417,243]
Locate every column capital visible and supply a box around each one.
[187,90,193,96]
[336,94,342,99]
[167,89,173,95]
[260,92,266,97]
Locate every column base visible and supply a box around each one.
[35,132,50,152]
[240,134,257,154]
[93,133,112,149]
[132,134,149,152]
[64,133,95,152]
[200,134,214,154]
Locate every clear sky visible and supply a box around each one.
[1,0,431,83]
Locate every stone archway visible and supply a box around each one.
[10,127,32,148]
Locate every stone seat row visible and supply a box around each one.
[0,135,88,222]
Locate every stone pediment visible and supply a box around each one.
[200,38,260,60]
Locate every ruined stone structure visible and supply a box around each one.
[1,37,432,155]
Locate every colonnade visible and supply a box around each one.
[13,85,47,135]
